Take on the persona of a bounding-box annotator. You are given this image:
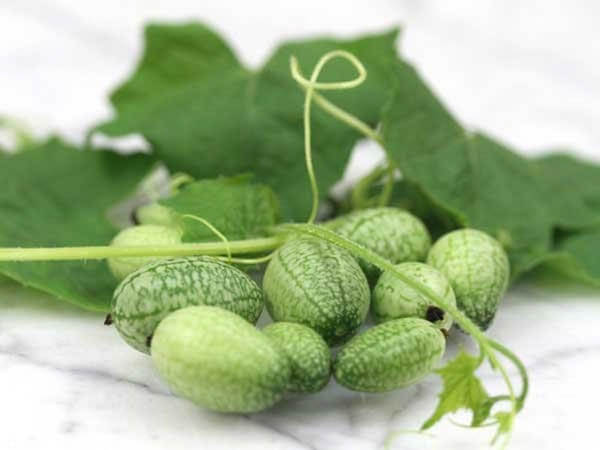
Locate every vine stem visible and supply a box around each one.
[0,236,283,261]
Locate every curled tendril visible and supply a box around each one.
[290,50,369,224]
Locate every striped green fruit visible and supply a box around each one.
[334,317,445,392]
[334,207,431,283]
[111,256,263,354]
[263,322,331,393]
[152,306,290,413]
[262,238,370,346]
[427,228,509,330]
[373,262,456,330]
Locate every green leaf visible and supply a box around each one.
[381,61,600,278]
[95,22,401,221]
[538,230,600,286]
[491,411,514,445]
[160,175,280,242]
[422,351,491,430]
[534,153,600,226]
[0,138,154,311]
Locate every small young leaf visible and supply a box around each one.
[0,139,154,311]
[160,175,280,242]
[491,411,514,444]
[422,351,490,430]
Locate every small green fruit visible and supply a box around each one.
[427,228,510,330]
[373,262,456,330]
[262,322,331,393]
[334,317,445,392]
[111,256,263,354]
[263,238,370,346]
[107,224,182,280]
[151,306,291,413]
[335,207,431,282]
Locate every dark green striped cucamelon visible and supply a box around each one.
[262,322,331,393]
[372,262,456,330]
[334,317,445,392]
[111,256,264,354]
[334,207,431,283]
[262,238,370,346]
[151,306,290,413]
[427,228,509,330]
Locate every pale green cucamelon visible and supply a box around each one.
[427,228,510,330]
[334,207,431,282]
[262,322,331,393]
[333,317,445,392]
[373,262,456,330]
[111,256,263,353]
[151,306,290,413]
[263,238,370,346]
[107,224,182,280]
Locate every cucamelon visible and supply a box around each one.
[333,317,445,392]
[262,238,370,346]
[111,256,263,353]
[334,207,431,282]
[262,322,331,393]
[151,306,290,413]
[107,224,182,280]
[427,228,510,330]
[372,262,456,330]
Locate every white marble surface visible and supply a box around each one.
[1,1,600,449]
[2,279,600,450]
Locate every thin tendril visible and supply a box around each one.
[182,215,232,262]
[290,50,371,223]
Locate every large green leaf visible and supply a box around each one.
[159,175,280,242]
[0,139,154,311]
[534,153,600,228]
[381,61,600,278]
[95,23,401,221]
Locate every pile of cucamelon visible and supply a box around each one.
[108,205,505,404]
[3,26,563,447]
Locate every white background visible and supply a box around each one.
[1,0,599,161]
[1,2,599,450]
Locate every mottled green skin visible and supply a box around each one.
[427,229,510,330]
[262,322,331,393]
[152,306,290,413]
[335,207,431,283]
[262,238,370,346]
[373,262,456,330]
[334,318,445,392]
[112,256,263,354]
[107,224,182,280]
